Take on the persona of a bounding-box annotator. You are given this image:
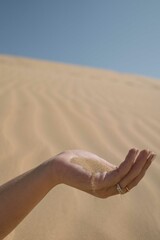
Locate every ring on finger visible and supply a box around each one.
[116,183,129,194]
[125,186,130,192]
[116,183,125,194]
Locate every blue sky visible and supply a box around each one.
[0,0,160,79]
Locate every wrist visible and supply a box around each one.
[45,157,61,188]
[47,151,74,187]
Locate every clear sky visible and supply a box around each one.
[0,0,160,79]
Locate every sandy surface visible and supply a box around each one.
[0,55,160,240]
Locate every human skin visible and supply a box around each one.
[0,148,156,239]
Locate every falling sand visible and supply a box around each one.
[71,157,113,192]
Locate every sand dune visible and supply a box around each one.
[0,55,160,240]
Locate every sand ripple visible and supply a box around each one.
[0,55,160,240]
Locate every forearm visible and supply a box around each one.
[0,159,57,239]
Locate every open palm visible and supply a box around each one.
[53,148,155,198]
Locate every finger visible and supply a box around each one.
[93,183,124,198]
[91,153,156,198]
[127,153,156,191]
[119,149,151,188]
[104,148,138,188]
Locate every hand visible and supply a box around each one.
[52,149,156,198]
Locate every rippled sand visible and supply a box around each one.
[0,55,160,240]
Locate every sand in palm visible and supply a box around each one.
[71,157,112,174]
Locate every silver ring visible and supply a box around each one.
[116,183,125,194]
